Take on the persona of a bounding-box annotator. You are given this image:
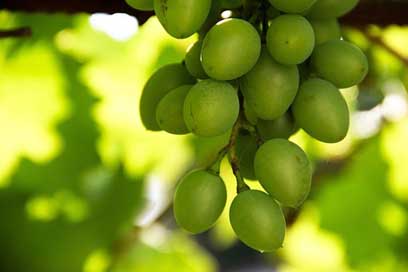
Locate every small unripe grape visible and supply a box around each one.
[257,112,298,141]
[292,78,350,143]
[229,190,286,252]
[140,64,195,131]
[185,40,208,79]
[201,18,261,80]
[156,85,192,134]
[309,19,341,45]
[311,40,368,88]
[266,15,315,65]
[254,139,312,208]
[183,80,239,137]
[174,170,227,234]
[241,49,299,120]
[236,134,258,180]
[307,0,359,19]
[125,0,153,10]
[154,0,212,39]
[268,0,317,13]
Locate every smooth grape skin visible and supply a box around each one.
[241,49,299,120]
[292,78,350,143]
[154,0,212,39]
[307,0,359,19]
[266,15,315,65]
[201,18,261,80]
[125,0,154,10]
[254,139,312,208]
[309,19,341,45]
[183,80,239,137]
[156,85,192,134]
[257,112,298,141]
[185,40,208,79]
[174,170,227,234]
[311,40,368,88]
[268,0,317,13]
[140,64,195,131]
[229,190,286,252]
[236,134,258,180]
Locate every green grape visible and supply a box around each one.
[292,78,350,143]
[244,100,258,125]
[229,190,286,252]
[156,85,192,134]
[154,0,212,39]
[183,80,239,137]
[185,40,208,79]
[140,64,195,131]
[266,15,315,65]
[268,0,317,13]
[125,0,154,10]
[174,170,227,234]
[201,18,261,80]
[254,139,312,208]
[307,0,359,19]
[311,40,368,88]
[236,134,258,180]
[241,48,299,120]
[257,112,298,140]
[309,19,341,45]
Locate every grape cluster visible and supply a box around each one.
[131,0,368,252]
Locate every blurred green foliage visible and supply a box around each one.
[0,10,408,272]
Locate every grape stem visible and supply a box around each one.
[228,112,250,193]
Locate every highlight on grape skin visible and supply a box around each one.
[134,0,368,253]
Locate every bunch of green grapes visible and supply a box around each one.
[131,0,368,252]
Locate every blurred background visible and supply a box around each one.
[1,1,408,271]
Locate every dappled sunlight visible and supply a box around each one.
[382,117,408,202]
[278,205,351,272]
[0,44,69,186]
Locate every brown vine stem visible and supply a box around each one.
[228,111,250,194]
[0,27,32,38]
[363,29,408,67]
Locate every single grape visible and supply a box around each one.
[154,0,212,39]
[140,63,195,131]
[268,0,317,13]
[174,170,227,234]
[257,112,298,141]
[156,85,192,134]
[183,80,239,137]
[309,19,341,45]
[192,130,231,168]
[229,190,286,252]
[266,15,315,65]
[125,0,154,10]
[254,139,312,208]
[241,48,299,120]
[236,134,258,180]
[307,0,359,19]
[201,18,261,80]
[311,40,368,88]
[292,78,350,143]
[185,40,208,79]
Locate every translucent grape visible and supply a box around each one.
[254,139,312,208]
[292,78,350,143]
[230,190,286,252]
